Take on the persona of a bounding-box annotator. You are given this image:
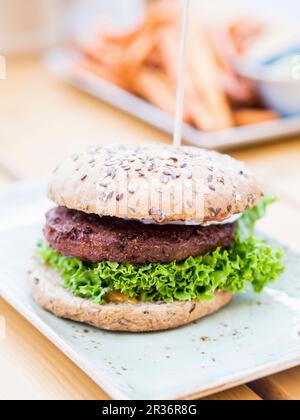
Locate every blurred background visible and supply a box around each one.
[1,0,300,53]
[0,0,300,235]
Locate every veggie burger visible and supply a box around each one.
[30,145,284,332]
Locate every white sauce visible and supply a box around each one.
[264,54,300,82]
[200,213,242,226]
[138,213,243,227]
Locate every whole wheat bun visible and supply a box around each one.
[28,259,233,332]
[48,144,263,224]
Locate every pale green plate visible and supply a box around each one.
[0,181,299,399]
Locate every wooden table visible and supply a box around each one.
[0,55,300,400]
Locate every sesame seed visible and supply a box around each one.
[99,192,107,201]
[105,168,116,179]
[147,162,156,171]
[208,184,215,191]
[156,209,165,220]
[234,193,241,202]
[239,170,248,178]
[72,154,79,162]
[160,175,169,184]
[122,165,131,171]
[209,207,221,217]
[186,199,193,209]
[116,193,124,202]
[148,208,165,220]
[169,170,177,180]
[217,176,225,184]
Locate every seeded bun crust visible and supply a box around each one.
[28,259,233,332]
[48,144,263,224]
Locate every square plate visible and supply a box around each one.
[1,180,300,400]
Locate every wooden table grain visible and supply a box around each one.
[0,55,299,400]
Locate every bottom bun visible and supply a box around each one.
[28,258,233,332]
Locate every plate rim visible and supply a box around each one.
[1,179,300,400]
[0,285,129,400]
[2,281,300,400]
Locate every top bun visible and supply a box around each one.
[48,144,263,224]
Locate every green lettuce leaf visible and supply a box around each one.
[237,196,276,241]
[37,197,284,304]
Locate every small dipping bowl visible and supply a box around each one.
[238,47,300,116]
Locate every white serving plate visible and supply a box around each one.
[0,180,300,400]
[45,48,300,151]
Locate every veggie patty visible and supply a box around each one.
[45,206,236,264]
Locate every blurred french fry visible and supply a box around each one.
[185,87,222,131]
[157,25,181,84]
[78,38,124,75]
[147,0,180,27]
[234,109,278,126]
[229,17,264,55]
[79,59,127,89]
[206,26,257,105]
[132,68,176,115]
[157,21,233,131]
[101,27,142,47]
[118,1,179,80]
[159,29,211,129]
[76,0,271,134]
[119,28,159,80]
[219,70,257,105]
[146,47,162,68]
[187,22,234,130]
